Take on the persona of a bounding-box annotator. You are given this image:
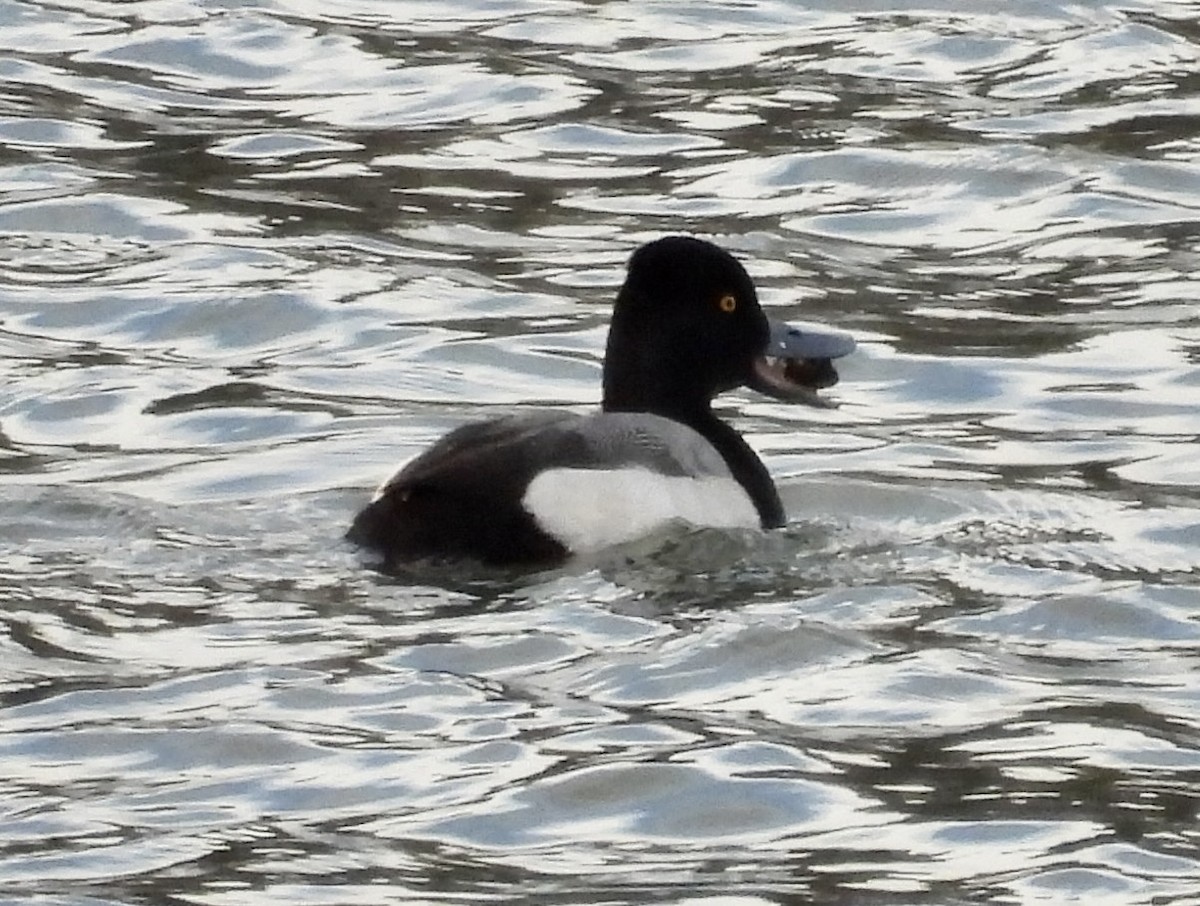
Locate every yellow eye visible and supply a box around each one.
[718,294,737,313]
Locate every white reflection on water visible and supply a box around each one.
[1,0,1199,903]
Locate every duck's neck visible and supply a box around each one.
[602,396,785,529]
[600,306,784,529]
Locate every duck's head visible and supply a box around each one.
[602,236,855,415]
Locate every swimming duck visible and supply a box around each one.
[348,236,855,567]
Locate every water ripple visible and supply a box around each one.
[1,0,1199,903]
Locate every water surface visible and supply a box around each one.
[2,1,1199,903]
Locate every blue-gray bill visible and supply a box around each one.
[750,319,857,406]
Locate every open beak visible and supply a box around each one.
[748,319,856,407]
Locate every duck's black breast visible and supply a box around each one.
[347,410,756,567]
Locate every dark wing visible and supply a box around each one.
[348,412,586,565]
[383,411,583,493]
[347,410,730,566]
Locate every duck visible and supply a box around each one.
[348,236,855,568]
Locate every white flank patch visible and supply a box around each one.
[521,467,760,553]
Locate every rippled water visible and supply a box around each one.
[2,0,1199,903]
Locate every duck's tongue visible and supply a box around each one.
[748,319,856,407]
